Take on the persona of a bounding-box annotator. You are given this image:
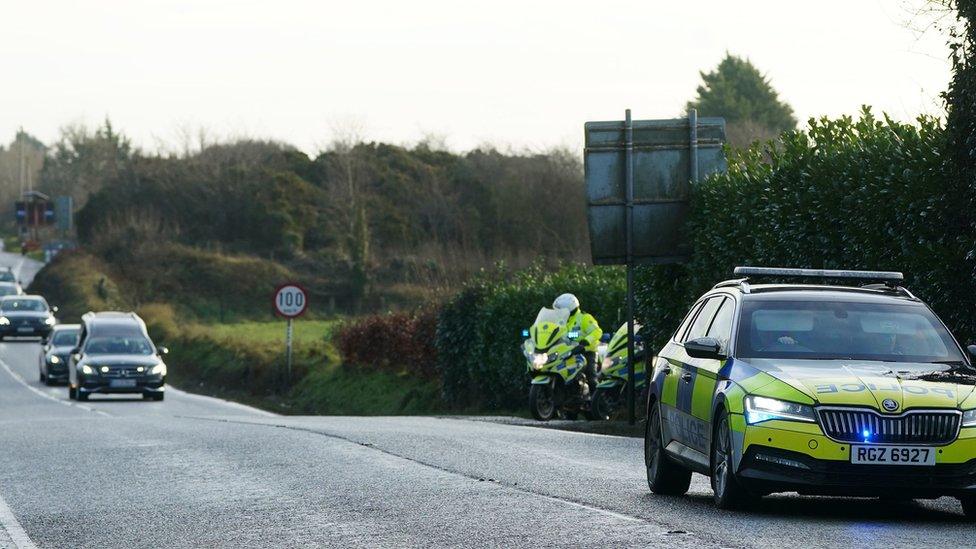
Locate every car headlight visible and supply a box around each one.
[0,317,9,326]
[48,355,60,364]
[149,363,167,376]
[80,364,95,375]
[44,317,55,326]
[963,409,976,427]
[745,395,815,424]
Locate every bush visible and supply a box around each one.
[636,110,975,346]
[336,309,438,379]
[435,263,625,411]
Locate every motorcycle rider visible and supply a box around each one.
[552,293,602,390]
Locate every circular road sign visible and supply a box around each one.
[273,283,308,318]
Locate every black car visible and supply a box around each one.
[0,268,18,284]
[38,324,80,385]
[0,282,23,297]
[68,312,168,401]
[0,295,57,342]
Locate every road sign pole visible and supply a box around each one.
[285,317,293,383]
[624,109,637,426]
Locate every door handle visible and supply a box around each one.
[681,372,693,382]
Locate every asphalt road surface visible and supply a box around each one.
[0,255,973,547]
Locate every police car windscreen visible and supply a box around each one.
[735,300,964,364]
[52,330,80,346]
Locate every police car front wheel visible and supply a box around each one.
[711,408,759,509]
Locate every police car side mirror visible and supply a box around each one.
[967,344,976,358]
[685,337,725,360]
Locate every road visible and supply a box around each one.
[0,254,972,547]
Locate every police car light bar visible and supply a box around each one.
[732,266,904,283]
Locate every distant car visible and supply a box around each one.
[0,282,24,297]
[68,312,168,402]
[0,295,56,342]
[0,268,18,284]
[38,324,80,385]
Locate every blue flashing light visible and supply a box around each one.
[568,330,580,339]
[862,430,870,438]
[522,329,530,338]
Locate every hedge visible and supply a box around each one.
[636,109,976,348]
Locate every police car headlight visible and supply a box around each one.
[745,395,815,424]
[149,363,167,376]
[963,409,976,427]
[80,364,95,375]
[44,317,56,326]
[48,355,60,364]
[0,317,9,326]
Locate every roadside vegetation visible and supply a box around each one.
[24,9,976,416]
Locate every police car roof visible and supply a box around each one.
[733,284,920,303]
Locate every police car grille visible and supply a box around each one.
[817,409,960,444]
[102,367,143,378]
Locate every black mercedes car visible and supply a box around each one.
[38,323,80,385]
[0,295,57,342]
[68,312,168,401]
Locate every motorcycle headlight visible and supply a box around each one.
[48,355,60,364]
[601,357,614,371]
[531,353,548,368]
[745,395,815,424]
[150,363,167,376]
[81,364,95,375]
[963,409,976,427]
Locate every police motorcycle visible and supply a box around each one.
[590,322,647,421]
[523,307,596,421]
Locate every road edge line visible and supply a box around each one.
[0,488,37,549]
[165,385,278,417]
[0,357,109,417]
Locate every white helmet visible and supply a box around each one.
[553,293,580,311]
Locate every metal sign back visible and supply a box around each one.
[584,115,727,265]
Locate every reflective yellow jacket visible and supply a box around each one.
[567,310,602,352]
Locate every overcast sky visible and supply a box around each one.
[0,0,955,154]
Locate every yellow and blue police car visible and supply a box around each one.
[645,267,976,514]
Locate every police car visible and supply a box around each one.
[645,267,976,515]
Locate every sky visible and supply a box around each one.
[0,0,956,155]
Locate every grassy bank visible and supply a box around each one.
[30,252,446,415]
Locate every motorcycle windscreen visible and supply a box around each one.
[533,307,569,327]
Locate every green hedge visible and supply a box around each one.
[435,264,625,410]
[636,110,976,347]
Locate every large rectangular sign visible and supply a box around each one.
[584,114,726,265]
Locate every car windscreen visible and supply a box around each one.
[84,335,154,355]
[1,299,47,312]
[52,330,80,346]
[0,271,16,283]
[735,300,965,364]
[0,285,18,297]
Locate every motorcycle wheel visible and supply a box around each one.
[591,386,619,421]
[529,383,556,421]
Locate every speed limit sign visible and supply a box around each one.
[273,283,308,318]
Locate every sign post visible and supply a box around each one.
[584,110,727,424]
[272,283,308,382]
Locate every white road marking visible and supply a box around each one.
[0,489,37,549]
[0,356,110,417]
[166,385,277,417]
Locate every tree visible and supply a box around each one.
[687,54,797,147]
[39,119,134,208]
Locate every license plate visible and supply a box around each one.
[109,379,137,388]
[16,327,32,333]
[850,445,936,466]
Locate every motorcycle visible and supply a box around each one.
[522,307,594,421]
[591,322,647,421]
